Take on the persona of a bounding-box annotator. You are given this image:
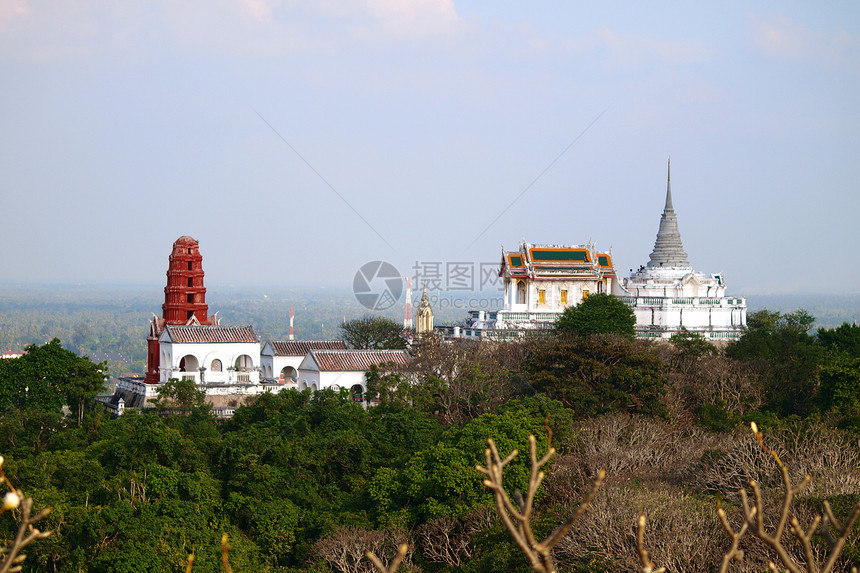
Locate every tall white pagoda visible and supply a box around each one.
[612,161,746,340]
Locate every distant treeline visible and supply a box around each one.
[1,284,858,376]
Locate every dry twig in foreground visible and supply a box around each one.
[0,456,52,573]
[367,543,408,573]
[636,514,666,573]
[716,422,860,573]
[476,434,605,573]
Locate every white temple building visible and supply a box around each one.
[260,340,348,386]
[157,324,261,385]
[612,162,746,340]
[440,241,617,339]
[103,236,413,419]
[297,349,411,401]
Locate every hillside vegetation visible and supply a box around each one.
[0,308,858,572]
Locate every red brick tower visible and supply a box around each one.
[163,236,210,325]
[144,236,214,384]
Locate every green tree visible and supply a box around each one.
[218,390,384,565]
[523,334,666,418]
[670,327,715,359]
[0,339,101,417]
[153,378,209,414]
[669,327,716,377]
[727,309,822,417]
[65,356,106,426]
[554,293,635,338]
[369,401,550,525]
[820,354,860,417]
[340,315,408,349]
[817,322,860,357]
[364,365,410,406]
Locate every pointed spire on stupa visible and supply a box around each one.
[646,158,690,269]
[664,157,674,211]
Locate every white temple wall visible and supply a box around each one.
[518,279,605,312]
[680,308,710,328]
[160,341,261,384]
[321,371,366,393]
[507,277,611,313]
[297,369,367,395]
[631,302,746,338]
[525,281,538,312]
[261,354,303,383]
[297,368,320,391]
[507,278,528,312]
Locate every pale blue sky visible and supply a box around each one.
[1,1,858,294]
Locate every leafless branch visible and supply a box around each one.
[722,422,860,573]
[636,514,666,573]
[0,496,52,573]
[366,543,408,573]
[476,434,605,573]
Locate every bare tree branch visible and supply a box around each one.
[0,497,52,573]
[722,422,860,573]
[476,434,605,573]
[636,514,666,573]
[367,543,408,573]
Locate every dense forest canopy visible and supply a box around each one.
[0,302,858,572]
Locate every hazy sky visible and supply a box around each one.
[2,1,858,295]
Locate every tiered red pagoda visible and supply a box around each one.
[144,236,219,384]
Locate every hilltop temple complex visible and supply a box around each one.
[440,161,745,340]
[101,161,745,416]
[104,236,409,417]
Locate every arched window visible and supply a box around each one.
[179,355,199,372]
[280,366,297,383]
[516,280,526,304]
[211,359,222,372]
[235,355,253,372]
[350,384,364,403]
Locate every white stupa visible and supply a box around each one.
[613,161,747,340]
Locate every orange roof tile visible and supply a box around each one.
[270,340,347,356]
[164,325,258,344]
[308,349,409,372]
